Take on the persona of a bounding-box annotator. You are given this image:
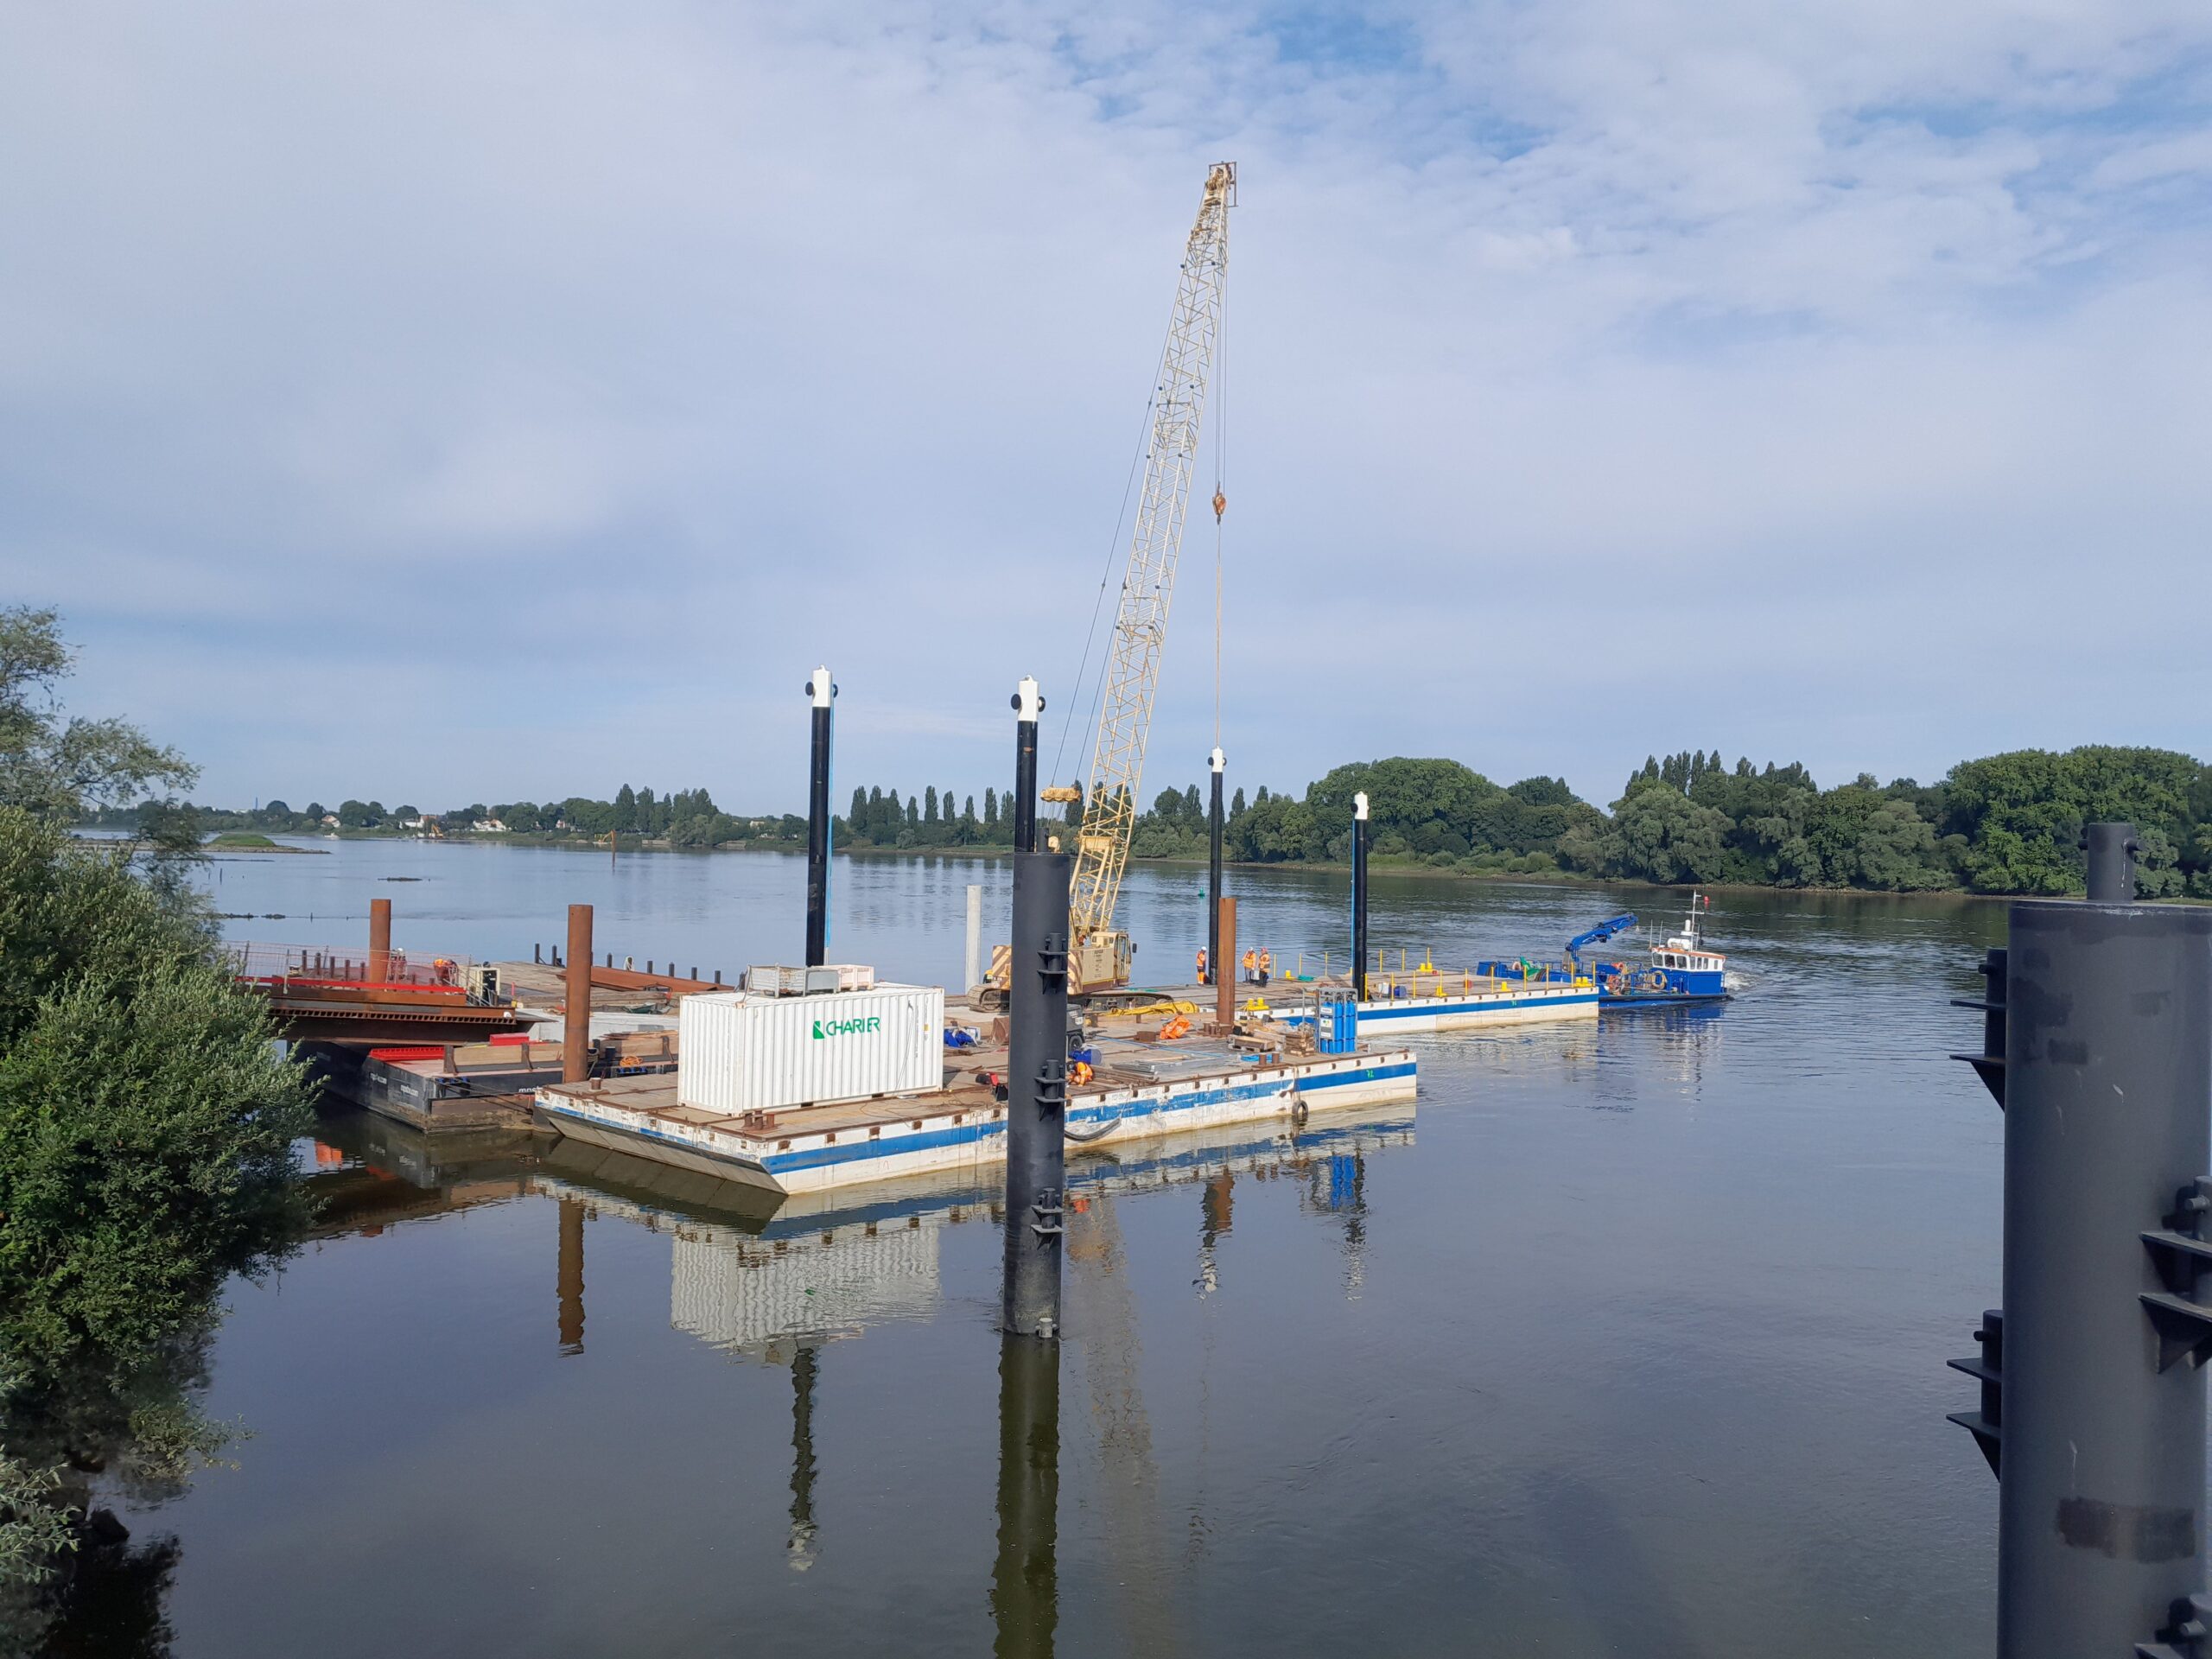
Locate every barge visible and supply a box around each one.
[532,973,1415,1198]
[1255,969,1599,1035]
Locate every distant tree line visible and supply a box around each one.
[836,782,1024,849]
[1179,746,2212,897]
[86,784,807,849]
[84,742,2212,896]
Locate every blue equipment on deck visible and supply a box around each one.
[1565,913,1639,969]
[1317,988,1359,1054]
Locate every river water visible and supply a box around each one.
[118,841,2010,1654]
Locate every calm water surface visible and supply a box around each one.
[125,842,2011,1653]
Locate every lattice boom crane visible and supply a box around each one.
[1060,161,1235,990]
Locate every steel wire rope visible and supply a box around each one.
[1048,381,1160,791]
[1212,257,1227,751]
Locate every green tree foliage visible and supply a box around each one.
[0,610,193,834]
[0,812,312,1365]
[0,813,312,1610]
[1939,747,2205,894]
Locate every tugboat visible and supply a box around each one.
[1581,895,1730,1005]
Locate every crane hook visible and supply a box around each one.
[1212,489,1226,523]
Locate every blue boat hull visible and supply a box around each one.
[1588,958,1727,1004]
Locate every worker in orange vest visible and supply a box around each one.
[1258,948,1272,987]
[1242,947,1257,984]
[1196,944,1208,985]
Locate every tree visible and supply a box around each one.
[0,608,196,865]
[613,784,638,833]
[0,804,311,1607]
[1506,776,1576,808]
[1230,786,1245,817]
[983,787,999,833]
[1853,798,1951,890]
[925,785,939,825]
[1600,787,1733,883]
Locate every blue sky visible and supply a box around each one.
[2,0,2209,815]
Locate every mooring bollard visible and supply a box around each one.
[804,665,836,969]
[1949,823,2212,1657]
[1003,844,1070,1339]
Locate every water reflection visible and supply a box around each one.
[990,1336,1059,1659]
[296,1101,1418,1617]
[556,1198,586,1355]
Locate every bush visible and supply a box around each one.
[0,810,312,1599]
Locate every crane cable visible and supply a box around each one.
[1050,383,1160,791]
[1212,271,1227,751]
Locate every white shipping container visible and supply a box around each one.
[678,984,944,1114]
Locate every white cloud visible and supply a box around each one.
[0,0,2208,810]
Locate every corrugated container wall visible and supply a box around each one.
[678,985,944,1114]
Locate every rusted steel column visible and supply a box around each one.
[556,1198,586,1354]
[368,898,391,983]
[1207,747,1225,985]
[563,904,593,1084]
[1217,897,1236,1031]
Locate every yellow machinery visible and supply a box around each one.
[1063,162,1235,990]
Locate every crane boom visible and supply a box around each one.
[1068,161,1235,988]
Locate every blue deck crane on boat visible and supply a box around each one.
[1565,914,1639,970]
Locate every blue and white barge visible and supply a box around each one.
[1261,969,1599,1036]
[532,974,1416,1198]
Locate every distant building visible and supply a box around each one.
[399,816,429,830]
[471,818,508,833]
[320,813,340,827]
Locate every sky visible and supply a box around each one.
[3,0,2209,816]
